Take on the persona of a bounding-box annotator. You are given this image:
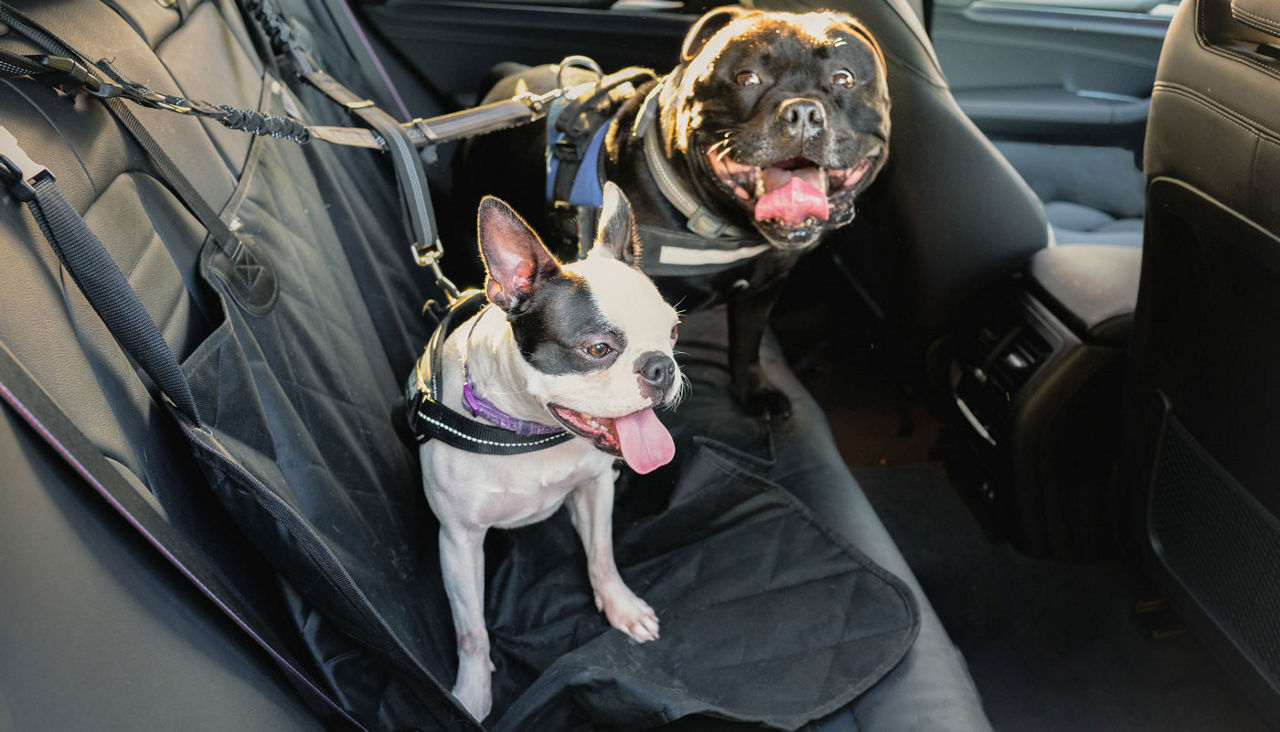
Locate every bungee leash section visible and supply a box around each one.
[0,0,609,298]
[0,11,585,153]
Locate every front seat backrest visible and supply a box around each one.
[748,0,1048,338]
[1130,0,1280,721]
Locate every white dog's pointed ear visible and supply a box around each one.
[477,197,561,312]
[590,182,642,268]
[681,6,750,62]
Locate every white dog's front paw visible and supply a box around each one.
[595,583,660,643]
[452,658,493,721]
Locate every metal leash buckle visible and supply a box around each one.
[137,90,193,114]
[556,55,604,93]
[0,125,52,203]
[411,237,461,303]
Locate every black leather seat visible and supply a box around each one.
[1127,0,1280,722]
[0,0,990,728]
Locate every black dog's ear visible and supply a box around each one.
[477,197,561,312]
[680,6,750,63]
[829,13,886,71]
[590,182,642,268]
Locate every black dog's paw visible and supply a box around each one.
[732,373,793,420]
[744,387,792,420]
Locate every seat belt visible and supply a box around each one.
[0,126,203,424]
[0,133,364,731]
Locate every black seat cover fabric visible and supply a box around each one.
[172,91,920,729]
[482,379,919,728]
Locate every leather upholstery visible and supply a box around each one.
[1027,244,1142,346]
[1046,202,1144,248]
[1145,0,1280,235]
[1231,0,1280,37]
[1129,0,1280,721]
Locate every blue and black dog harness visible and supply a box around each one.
[544,64,769,277]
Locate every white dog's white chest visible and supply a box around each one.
[420,439,612,530]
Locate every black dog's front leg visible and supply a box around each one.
[728,276,792,419]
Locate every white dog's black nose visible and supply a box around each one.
[779,98,826,138]
[636,351,676,391]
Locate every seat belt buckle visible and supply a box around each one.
[553,137,582,163]
[0,125,53,203]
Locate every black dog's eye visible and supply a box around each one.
[735,70,761,87]
[584,343,612,359]
[832,69,855,88]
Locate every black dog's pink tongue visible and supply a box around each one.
[755,168,828,227]
[614,408,675,474]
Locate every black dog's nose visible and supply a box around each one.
[779,98,825,138]
[636,351,676,390]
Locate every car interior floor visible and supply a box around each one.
[771,249,1269,732]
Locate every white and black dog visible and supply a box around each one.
[420,183,682,720]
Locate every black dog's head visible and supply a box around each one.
[658,7,890,249]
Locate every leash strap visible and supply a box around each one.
[405,292,575,455]
[632,82,748,239]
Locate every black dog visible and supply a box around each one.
[456,6,890,417]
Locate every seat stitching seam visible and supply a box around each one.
[1197,0,1280,83]
[1232,5,1280,36]
[1153,82,1280,145]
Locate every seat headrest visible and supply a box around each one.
[1232,0,1280,37]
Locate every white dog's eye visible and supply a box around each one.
[670,323,679,341]
[584,343,612,358]
[832,69,855,88]
[735,70,761,87]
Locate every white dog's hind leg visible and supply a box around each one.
[439,524,494,721]
[568,473,660,643]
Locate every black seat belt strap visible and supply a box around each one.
[0,127,202,424]
[0,341,364,731]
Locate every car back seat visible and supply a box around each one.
[0,0,990,728]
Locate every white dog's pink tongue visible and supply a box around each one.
[754,175,829,227]
[614,408,675,474]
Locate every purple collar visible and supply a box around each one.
[462,368,566,436]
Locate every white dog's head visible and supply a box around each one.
[478,183,683,473]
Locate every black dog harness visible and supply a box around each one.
[405,292,575,455]
[547,73,768,276]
